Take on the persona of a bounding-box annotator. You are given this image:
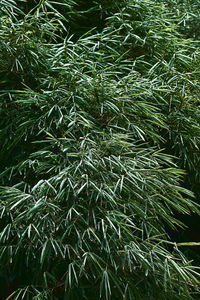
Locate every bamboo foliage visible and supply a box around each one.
[0,0,200,299]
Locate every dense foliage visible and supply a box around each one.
[0,0,200,299]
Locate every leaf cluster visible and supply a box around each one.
[0,0,200,299]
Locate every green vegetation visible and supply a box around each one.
[0,0,200,299]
